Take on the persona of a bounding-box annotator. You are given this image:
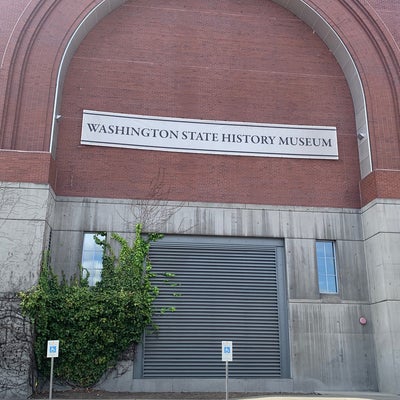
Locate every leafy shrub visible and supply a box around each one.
[20,224,163,387]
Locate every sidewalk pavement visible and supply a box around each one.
[32,392,400,400]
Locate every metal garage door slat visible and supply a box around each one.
[143,237,282,378]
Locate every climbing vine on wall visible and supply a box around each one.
[19,224,169,387]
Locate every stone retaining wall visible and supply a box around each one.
[0,293,34,399]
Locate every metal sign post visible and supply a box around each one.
[225,360,229,400]
[221,341,233,400]
[47,340,59,400]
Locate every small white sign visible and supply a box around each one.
[47,340,59,358]
[81,110,338,160]
[222,341,233,362]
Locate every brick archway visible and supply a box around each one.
[0,0,399,201]
[49,0,373,178]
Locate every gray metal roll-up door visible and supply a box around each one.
[144,236,288,378]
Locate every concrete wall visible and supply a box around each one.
[50,196,377,392]
[0,182,54,399]
[2,183,395,394]
[0,182,54,293]
[362,200,400,393]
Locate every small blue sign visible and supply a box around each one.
[47,340,59,358]
[221,341,233,362]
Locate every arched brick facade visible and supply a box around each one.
[53,1,358,208]
[1,0,399,205]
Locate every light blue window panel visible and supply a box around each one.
[316,241,338,294]
[81,233,104,286]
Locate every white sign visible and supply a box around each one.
[222,341,233,362]
[81,110,338,160]
[47,340,59,358]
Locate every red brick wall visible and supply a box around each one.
[0,150,54,185]
[366,0,400,43]
[55,0,360,208]
[360,170,400,206]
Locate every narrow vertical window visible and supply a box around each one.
[316,241,338,294]
[81,233,104,286]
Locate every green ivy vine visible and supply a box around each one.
[20,224,170,387]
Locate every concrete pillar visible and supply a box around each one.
[362,200,400,393]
